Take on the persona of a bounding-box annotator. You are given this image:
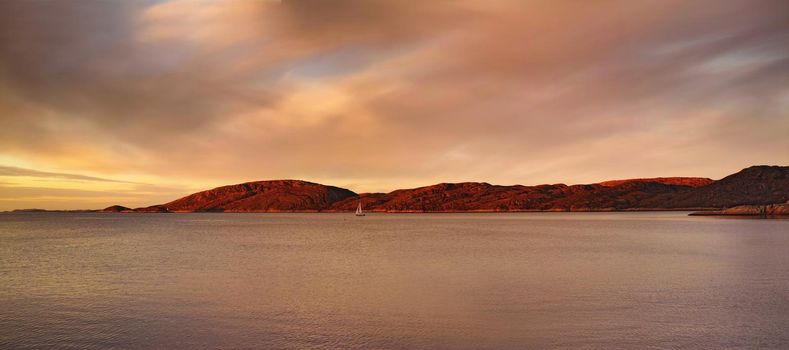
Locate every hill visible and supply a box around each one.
[641,165,789,208]
[102,165,789,213]
[329,178,715,212]
[163,180,357,212]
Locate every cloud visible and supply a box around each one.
[0,0,787,209]
[0,166,139,184]
[0,165,197,210]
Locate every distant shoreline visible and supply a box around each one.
[7,165,788,215]
[8,208,714,214]
[689,203,789,217]
[12,205,789,216]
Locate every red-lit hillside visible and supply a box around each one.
[104,166,789,213]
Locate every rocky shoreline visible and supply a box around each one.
[690,202,789,217]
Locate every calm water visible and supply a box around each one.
[1,212,789,349]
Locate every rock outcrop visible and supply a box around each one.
[101,205,168,213]
[690,202,789,216]
[133,205,170,213]
[597,177,713,188]
[101,205,133,213]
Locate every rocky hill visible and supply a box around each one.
[641,165,789,208]
[163,180,357,212]
[329,178,715,212]
[103,165,789,213]
[101,205,132,213]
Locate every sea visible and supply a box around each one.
[1,212,788,349]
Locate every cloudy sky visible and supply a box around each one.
[0,0,787,210]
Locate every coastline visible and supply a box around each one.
[9,208,713,214]
[689,203,789,217]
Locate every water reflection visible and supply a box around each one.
[1,212,789,349]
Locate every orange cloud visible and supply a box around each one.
[0,0,787,209]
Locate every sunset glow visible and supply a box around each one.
[1,0,787,210]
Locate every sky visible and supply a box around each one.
[0,0,788,210]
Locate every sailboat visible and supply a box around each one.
[355,201,365,216]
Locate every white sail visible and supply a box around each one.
[355,201,365,216]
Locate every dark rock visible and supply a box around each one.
[101,205,133,213]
